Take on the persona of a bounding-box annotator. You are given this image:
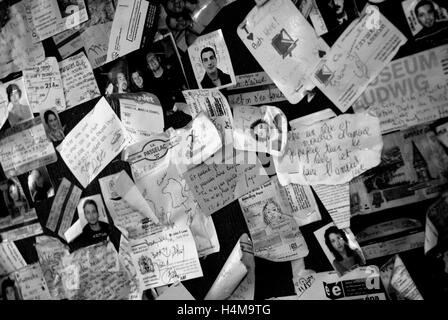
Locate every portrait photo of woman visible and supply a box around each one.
[1,277,21,300]
[323,225,366,276]
[4,82,33,127]
[41,109,65,142]
[3,178,30,222]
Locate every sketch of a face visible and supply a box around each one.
[131,71,144,89]
[416,3,436,28]
[84,203,99,226]
[201,50,217,75]
[116,72,128,92]
[262,200,283,226]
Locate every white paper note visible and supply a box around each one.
[0,241,27,276]
[15,263,52,300]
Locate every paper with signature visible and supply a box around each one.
[23,57,66,113]
[60,241,131,300]
[239,177,309,262]
[274,113,383,186]
[110,92,164,143]
[14,263,52,300]
[233,105,288,156]
[312,6,407,112]
[0,117,57,178]
[183,89,234,147]
[59,52,101,109]
[0,241,27,276]
[353,45,448,134]
[57,97,130,188]
[380,255,423,300]
[205,234,255,300]
[106,0,150,63]
[24,0,88,42]
[237,0,329,104]
[130,226,203,290]
[183,150,269,216]
[35,236,70,300]
[122,117,220,257]
[0,1,45,79]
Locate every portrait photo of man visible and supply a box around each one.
[199,47,231,89]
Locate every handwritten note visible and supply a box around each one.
[233,105,288,156]
[130,226,203,289]
[15,263,52,300]
[24,0,88,42]
[0,241,27,276]
[57,97,130,188]
[353,45,448,134]
[237,0,329,104]
[312,6,407,112]
[59,52,100,109]
[239,178,309,262]
[184,150,269,215]
[0,117,57,178]
[23,57,66,113]
[274,113,383,185]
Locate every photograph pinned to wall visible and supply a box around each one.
[0,78,33,127]
[65,195,110,249]
[310,0,360,36]
[95,57,131,96]
[314,222,366,276]
[188,29,236,90]
[39,108,65,143]
[0,274,21,300]
[402,0,448,40]
[0,177,42,242]
[0,1,45,80]
[27,166,55,203]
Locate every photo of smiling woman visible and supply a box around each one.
[41,108,65,142]
[323,225,365,276]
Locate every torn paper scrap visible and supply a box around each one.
[182,89,234,147]
[0,1,45,79]
[425,194,448,254]
[14,263,52,300]
[233,105,288,156]
[227,235,255,300]
[237,0,329,104]
[108,92,164,143]
[118,236,143,300]
[57,183,82,240]
[123,126,220,257]
[24,0,88,42]
[356,218,424,260]
[380,255,423,300]
[130,226,203,290]
[204,234,254,300]
[312,5,407,112]
[0,117,57,179]
[59,52,101,110]
[183,149,269,216]
[275,112,383,186]
[0,241,27,276]
[349,123,448,215]
[57,97,130,188]
[313,183,351,229]
[354,45,448,134]
[23,57,66,113]
[35,236,70,300]
[99,172,159,239]
[436,122,448,148]
[293,266,386,300]
[156,282,195,300]
[289,108,336,127]
[239,178,309,262]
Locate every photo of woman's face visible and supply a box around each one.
[9,184,19,201]
[5,286,16,300]
[329,232,346,253]
[132,72,144,89]
[116,72,128,91]
[47,113,59,131]
[84,203,99,225]
[417,4,436,28]
[10,90,20,104]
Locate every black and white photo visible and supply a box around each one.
[402,0,448,40]
[0,78,33,127]
[312,0,360,35]
[27,166,55,203]
[40,108,65,143]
